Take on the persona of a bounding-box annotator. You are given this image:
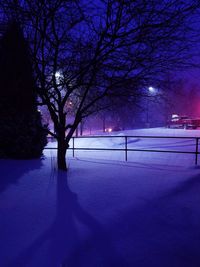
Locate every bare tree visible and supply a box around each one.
[0,0,199,170]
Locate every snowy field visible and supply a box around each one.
[1,127,200,267]
[47,127,200,166]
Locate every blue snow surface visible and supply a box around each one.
[0,128,200,267]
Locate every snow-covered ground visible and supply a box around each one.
[1,127,200,267]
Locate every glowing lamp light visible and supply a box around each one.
[55,71,63,84]
[55,71,61,79]
[105,127,112,132]
[148,86,155,93]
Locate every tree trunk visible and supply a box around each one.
[76,126,78,137]
[103,116,106,132]
[80,120,84,136]
[57,139,67,171]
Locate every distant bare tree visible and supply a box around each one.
[0,0,199,170]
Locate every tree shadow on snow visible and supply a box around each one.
[8,171,127,267]
[6,169,200,267]
[63,171,200,267]
[0,159,43,193]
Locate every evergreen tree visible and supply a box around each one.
[0,21,47,158]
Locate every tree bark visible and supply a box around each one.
[57,138,67,171]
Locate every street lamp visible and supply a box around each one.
[146,86,156,127]
[148,86,156,93]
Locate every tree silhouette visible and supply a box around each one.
[0,1,199,169]
[0,21,47,158]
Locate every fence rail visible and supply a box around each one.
[46,135,200,165]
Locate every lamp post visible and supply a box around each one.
[146,86,156,128]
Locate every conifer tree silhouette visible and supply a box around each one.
[0,21,47,158]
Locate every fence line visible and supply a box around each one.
[46,135,200,165]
